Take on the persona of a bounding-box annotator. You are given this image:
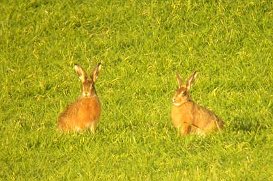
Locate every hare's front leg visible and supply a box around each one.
[89,122,97,134]
[180,123,191,136]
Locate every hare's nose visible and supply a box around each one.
[83,92,89,97]
[172,98,176,103]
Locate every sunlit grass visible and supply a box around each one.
[0,0,272,180]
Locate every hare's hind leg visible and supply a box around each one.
[195,128,206,136]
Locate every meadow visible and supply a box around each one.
[0,0,273,180]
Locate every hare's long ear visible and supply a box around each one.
[74,64,87,83]
[92,63,102,83]
[186,71,197,91]
[176,73,183,88]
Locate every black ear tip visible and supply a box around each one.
[176,72,181,78]
[97,63,102,70]
[192,71,198,76]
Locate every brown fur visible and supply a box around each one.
[57,64,101,133]
[58,97,101,132]
[171,71,224,136]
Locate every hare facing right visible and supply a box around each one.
[171,71,224,136]
[58,63,102,133]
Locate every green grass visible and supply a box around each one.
[1,0,273,180]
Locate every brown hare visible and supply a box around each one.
[58,63,102,133]
[171,71,224,136]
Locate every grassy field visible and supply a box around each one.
[0,0,273,180]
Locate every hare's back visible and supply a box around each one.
[193,104,222,131]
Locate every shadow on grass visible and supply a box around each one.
[229,116,270,133]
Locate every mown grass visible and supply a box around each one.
[0,0,273,180]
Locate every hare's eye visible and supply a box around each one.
[181,92,186,96]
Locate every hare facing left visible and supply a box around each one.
[171,71,224,136]
[58,63,102,133]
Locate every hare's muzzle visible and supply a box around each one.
[82,92,91,97]
[172,97,178,105]
[172,97,183,107]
